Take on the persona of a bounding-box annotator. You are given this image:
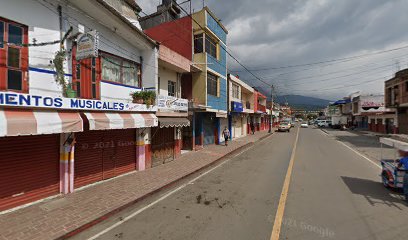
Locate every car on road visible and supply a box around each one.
[300,122,308,128]
[278,122,291,132]
[317,120,331,128]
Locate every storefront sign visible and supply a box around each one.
[0,92,156,112]
[76,30,99,60]
[216,112,228,118]
[360,95,385,111]
[157,95,188,111]
[361,101,384,108]
[231,101,243,112]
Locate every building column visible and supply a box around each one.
[136,128,149,171]
[215,116,220,145]
[174,127,182,159]
[228,114,233,141]
[192,113,196,150]
[60,133,75,194]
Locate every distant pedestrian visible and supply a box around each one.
[250,122,255,135]
[223,127,230,146]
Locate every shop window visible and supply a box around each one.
[205,35,217,59]
[168,81,176,97]
[0,18,28,92]
[101,53,141,88]
[194,34,203,54]
[207,73,218,96]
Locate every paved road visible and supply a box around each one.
[72,127,408,240]
[281,128,408,240]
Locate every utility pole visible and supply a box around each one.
[268,85,274,133]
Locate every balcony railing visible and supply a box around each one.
[258,104,267,113]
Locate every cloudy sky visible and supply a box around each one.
[137,0,408,100]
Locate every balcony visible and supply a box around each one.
[258,104,267,113]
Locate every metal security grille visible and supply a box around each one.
[151,127,174,167]
[75,130,136,189]
[0,135,59,211]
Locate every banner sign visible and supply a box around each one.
[76,30,99,60]
[157,95,188,111]
[231,101,243,112]
[0,92,157,112]
[361,101,384,108]
[360,95,385,111]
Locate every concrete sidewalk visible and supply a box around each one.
[0,131,273,240]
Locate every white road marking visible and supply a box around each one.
[87,136,272,240]
[336,139,382,169]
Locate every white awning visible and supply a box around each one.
[83,112,158,130]
[0,109,83,137]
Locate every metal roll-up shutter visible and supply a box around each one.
[0,135,59,211]
[111,129,136,177]
[75,131,104,189]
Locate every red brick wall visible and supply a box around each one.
[144,17,192,61]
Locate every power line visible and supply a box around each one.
[173,1,272,89]
[231,44,408,72]
[275,58,408,88]
[253,51,408,83]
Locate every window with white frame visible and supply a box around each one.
[101,53,141,87]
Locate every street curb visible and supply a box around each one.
[57,133,273,240]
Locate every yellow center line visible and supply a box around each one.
[270,127,300,240]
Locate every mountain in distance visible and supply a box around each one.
[275,95,332,110]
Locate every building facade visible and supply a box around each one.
[227,74,254,139]
[141,2,229,148]
[251,90,268,132]
[0,0,160,211]
[151,45,190,167]
[384,69,408,133]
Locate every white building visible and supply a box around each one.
[0,0,161,212]
[228,74,255,139]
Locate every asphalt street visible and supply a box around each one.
[72,127,408,240]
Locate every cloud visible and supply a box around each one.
[136,0,408,100]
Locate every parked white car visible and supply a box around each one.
[317,120,331,128]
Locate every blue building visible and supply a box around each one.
[191,7,229,146]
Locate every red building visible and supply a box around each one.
[251,91,269,132]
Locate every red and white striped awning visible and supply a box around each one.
[83,112,158,130]
[0,109,83,137]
